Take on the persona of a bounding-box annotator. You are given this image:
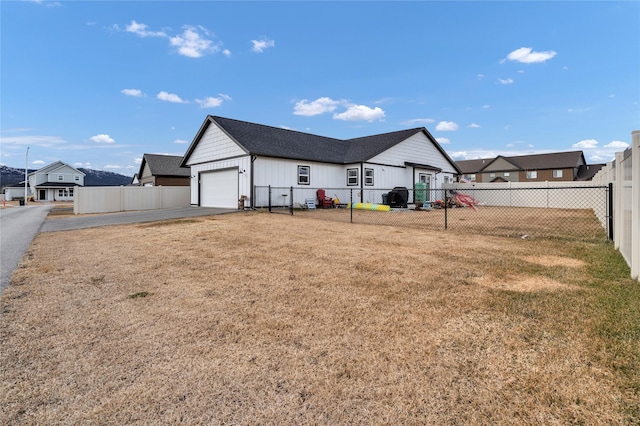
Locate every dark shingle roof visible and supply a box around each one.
[456,151,587,173]
[576,164,604,181]
[503,151,585,170]
[141,154,190,177]
[182,116,460,173]
[456,158,492,174]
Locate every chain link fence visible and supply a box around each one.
[254,185,611,242]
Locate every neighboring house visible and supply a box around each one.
[130,174,140,186]
[28,161,85,201]
[2,182,32,201]
[137,154,190,186]
[456,151,604,183]
[180,115,461,208]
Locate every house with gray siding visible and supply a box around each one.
[28,161,85,202]
[180,116,461,209]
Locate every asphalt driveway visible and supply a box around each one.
[40,206,238,232]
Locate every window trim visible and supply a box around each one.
[526,170,538,179]
[553,169,563,178]
[346,168,359,186]
[297,165,310,185]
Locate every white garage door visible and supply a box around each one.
[200,169,238,208]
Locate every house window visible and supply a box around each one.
[58,175,64,181]
[347,168,359,186]
[58,189,68,197]
[553,169,563,178]
[526,171,538,179]
[503,172,510,177]
[489,173,496,178]
[75,176,80,181]
[298,166,310,185]
[364,168,374,186]
[69,188,74,197]
[464,174,476,182]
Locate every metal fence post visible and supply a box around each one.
[268,185,272,213]
[290,186,294,215]
[350,188,353,223]
[444,189,448,230]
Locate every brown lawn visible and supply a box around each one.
[1,211,637,424]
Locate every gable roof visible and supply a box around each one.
[181,116,461,173]
[456,158,489,174]
[456,150,587,174]
[139,154,190,178]
[29,160,85,177]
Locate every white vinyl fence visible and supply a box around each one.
[74,186,190,215]
[443,181,609,229]
[592,130,639,281]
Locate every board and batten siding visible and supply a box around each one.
[367,132,457,187]
[253,157,347,206]
[185,122,246,166]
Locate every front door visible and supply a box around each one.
[39,189,46,200]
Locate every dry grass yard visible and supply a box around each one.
[1,212,638,424]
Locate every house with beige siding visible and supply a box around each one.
[180,116,461,208]
[456,151,603,183]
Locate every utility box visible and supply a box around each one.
[415,182,427,205]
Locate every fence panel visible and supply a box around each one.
[74,186,190,214]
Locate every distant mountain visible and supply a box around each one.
[77,168,133,186]
[0,165,132,188]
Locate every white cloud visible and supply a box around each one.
[604,140,629,148]
[75,162,92,168]
[435,121,459,131]
[436,137,451,145]
[170,26,219,58]
[32,160,45,165]
[251,38,275,53]
[293,97,342,116]
[502,47,557,64]
[195,96,223,108]
[292,97,385,122]
[134,158,142,165]
[104,164,121,169]
[222,49,231,57]
[482,105,490,109]
[121,88,144,97]
[90,134,115,144]
[402,118,435,126]
[0,135,66,147]
[498,78,514,85]
[333,105,385,122]
[468,123,481,128]
[174,139,188,144]
[157,91,187,103]
[573,139,598,149]
[125,20,167,38]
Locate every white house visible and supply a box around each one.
[28,161,85,202]
[180,116,462,209]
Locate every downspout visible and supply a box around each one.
[250,155,256,208]
[360,162,364,203]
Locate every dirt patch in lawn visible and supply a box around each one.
[0,212,635,424]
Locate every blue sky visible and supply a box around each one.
[2,1,638,176]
